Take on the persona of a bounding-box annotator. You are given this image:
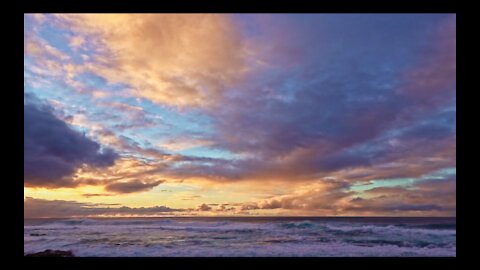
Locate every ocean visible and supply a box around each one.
[24,217,456,257]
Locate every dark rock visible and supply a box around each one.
[29,233,47,236]
[25,249,74,257]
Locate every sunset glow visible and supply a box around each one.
[24,14,456,219]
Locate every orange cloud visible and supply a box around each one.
[56,14,252,109]
[239,180,353,214]
[73,157,169,188]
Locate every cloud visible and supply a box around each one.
[236,174,455,216]
[168,14,456,185]
[196,203,212,211]
[55,14,251,109]
[81,193,114,198]
[104,179,164,194]
[216,204,236,212]
[26,14,455,188]
[343,176,456,216]
[25,35,70,62]
[399,14,456,106]
[24,197,181,218]
[159,137,213,152]
[69,36,85,49]
[24,14,455,216]
[240,203,259,211]
[240,180,354,214]
[24,93,118,188]
[181,195,201,201]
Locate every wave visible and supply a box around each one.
[24,218,456,257]
[24,241,456,257]
[322,223,456,236]
[278,221,316,229]
[25,218,457,237]
[408,223,456,230]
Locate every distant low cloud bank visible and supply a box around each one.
[24,197,181,218]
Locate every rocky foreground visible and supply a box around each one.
[25,249,74,257]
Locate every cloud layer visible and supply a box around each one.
[24,14,456,217]
[24,197,181,218]
[56,14,250,108]
[24,93,118,188]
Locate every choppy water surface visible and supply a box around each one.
[24,217,456,257]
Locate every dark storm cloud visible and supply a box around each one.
[24,93,118,188]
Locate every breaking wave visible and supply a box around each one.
[24,217,456,257]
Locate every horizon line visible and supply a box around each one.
[24,215,457,219]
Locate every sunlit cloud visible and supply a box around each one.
[24,14,456,217]
[24,197,182,218]
[54,14,252,109]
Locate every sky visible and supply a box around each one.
[24,14,456,218]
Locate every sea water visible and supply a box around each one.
[24,217,456,257]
